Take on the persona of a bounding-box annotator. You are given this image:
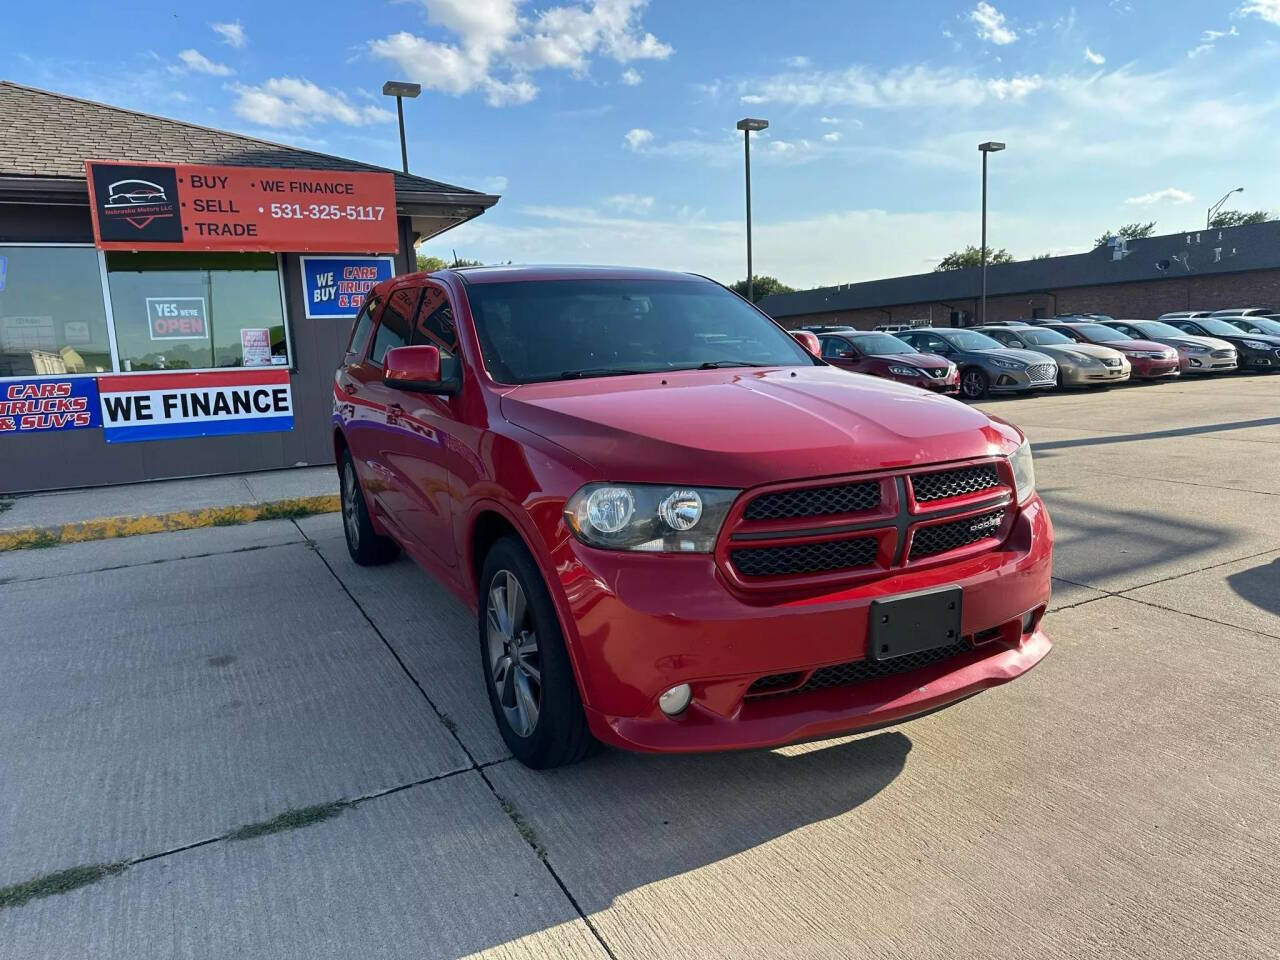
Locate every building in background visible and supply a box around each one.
[0,82,498,494]
[760,223,1280,330]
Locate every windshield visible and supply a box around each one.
[465,278,816,384]
[1019,329,1073,346]
[852,333,914,354]
[1199,317,1253,337]
[942,330,1004,350]
[1241,317,1280,335]
[1067,323,1127,342]
[1133,321,1183,338]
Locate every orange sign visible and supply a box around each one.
[86,160,399,253]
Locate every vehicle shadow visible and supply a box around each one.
[1226,555,1280,618]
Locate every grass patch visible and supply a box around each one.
[226,800,351,841]
[258,501,322,521]
[0,861,128,911]
[211,513,246,526]
[497,795,546,862]
[12,530,61,550]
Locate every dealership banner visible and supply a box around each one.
[0,377,101,435]
[85,160,398,253]
[99,369,293,443]
[300,256,395,318]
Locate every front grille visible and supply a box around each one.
[1026,362,1056,383]
[910,464,1000,503]
[742,480,880,521]
[748,639,973,697]
[731,536,878,578]
[1211,349,1235,358]
[909,508,1006,560]
[926,367,948,377]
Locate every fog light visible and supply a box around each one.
[1021,609,1037,634]
[1189,358,1201,367]
[658,683,692,716]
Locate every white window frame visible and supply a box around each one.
[0,242,294,381]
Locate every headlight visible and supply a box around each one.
[1243,340,1269,350]
[1008,439,1035,505]
[565,483,739,552]
[1068,352,1098,365]
[888,365,920,377]
[990,357,1023,370]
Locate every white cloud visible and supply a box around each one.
[1187,43,1215,58]
[621,67,642,85]
[369,0,671,107]
[736,64,1043,109]
[232,77,395,127]
[603,192,654,213]
[1084,47,1105,64]
[175,49,234,76]
[482,175,509,192]
[1239,1,1280,26]
[212,21,247,48]
[822,131,841,142]
[623,127,654,150]
[819,116,841,124]
[785,55,812,68]
[1125,187,1195,205]
[1203,26,1240,40]
[970,2,1017,45]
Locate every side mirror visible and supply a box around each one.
[384,345,458,395]
[791,330,822,356]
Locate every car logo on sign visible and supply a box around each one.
[103,178,173,229]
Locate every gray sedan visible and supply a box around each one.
[898,328,1057,400]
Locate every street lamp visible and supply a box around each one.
[737,117,769,303]
[382,81,422,174]
[1206,187,1244,229]
[978,141,1006,326]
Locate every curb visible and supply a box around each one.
[0,495,340,553]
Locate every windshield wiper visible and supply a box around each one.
[557,368,652,380]
[694,360,767,369]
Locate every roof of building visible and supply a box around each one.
[0,81,496,204]
[761,221,1280,318]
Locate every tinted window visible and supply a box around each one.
[940,330,1003,350]
[987,330,1019,347]
[0,245,112,377]
[1020,329,1073,346]
[346,295,380,361]
[1198,317,1253,337]
[821,337,855,359]
[1067,323,1127,342]
[466,278,816,384]
[851,333,913,354]
[369,286,418,366]
[411,284,460,378]
[1133,321,1183,338]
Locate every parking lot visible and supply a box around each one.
[2,373,1278,959]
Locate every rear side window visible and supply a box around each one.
[369,286,419,366]
[346,295,380,362]
[411,285,460,379]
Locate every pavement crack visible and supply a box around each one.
[0,540,303,586]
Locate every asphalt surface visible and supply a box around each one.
[2,373,1278,959]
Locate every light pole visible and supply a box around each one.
[1206,187,1244,229]
[978,141,1006,326]
[737,117,769,303]
[382,81,422,174]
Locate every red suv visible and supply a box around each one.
[333,266,1053,767]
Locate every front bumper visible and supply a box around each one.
[893,370,960,394]
[1240,349,1280,371]
[1128,356,1181,379]
[552,496,1054,753]
[1179,352,1237,374]
[988,368,1057,393]
[1059,363,1130,386]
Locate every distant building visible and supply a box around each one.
[760,223,1280,329]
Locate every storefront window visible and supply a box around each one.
[0,245,113,378]
[105,252,288,371]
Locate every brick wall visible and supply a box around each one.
[772,268,1280,329]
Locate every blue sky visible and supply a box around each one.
[8,1,1280,287]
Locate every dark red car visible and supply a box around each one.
[333,266,1053,767]
[818,330,960,394]
[1043,322,1180,380]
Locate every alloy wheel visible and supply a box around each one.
[485,570,542,738]
[341,460,360,551]
[962,370,986,399]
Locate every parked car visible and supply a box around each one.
[1099,319,1237,374]
[818,330,960,394]
[1161,315,1280,372]
[1157,311,1212,321]
[1209,308,1274,317]
[981,320,1035,327]
[333,266,1053,767]
[1042,322,1180,380]
[873,323,915,333]
[975,325,1130,387]
[798,324,856,334]
[896,327,1057,400]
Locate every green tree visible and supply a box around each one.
[1028,252,1052,260]
[1094,221,1156,248]
[730,275,795,303]
[933,246,1014,271]
[1208,209,1273,229]
[416,253,485,271]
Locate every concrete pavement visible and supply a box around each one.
[1,373,1277,958]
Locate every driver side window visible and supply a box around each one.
[990,331,1017,347]
[821,337,855,359]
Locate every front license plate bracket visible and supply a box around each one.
[868,586,963,661]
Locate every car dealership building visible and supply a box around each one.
[0,81,497,494]
[761,221,1280,331]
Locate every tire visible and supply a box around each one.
[479,536,596,768]
[339,449,400,566]
[960,366,989,400]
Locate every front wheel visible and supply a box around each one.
[960,367,989,400]
[339,449,399,566]
[479,537,596,768]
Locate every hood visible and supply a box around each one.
[1163,335,1234,351]
[1022,343,1119,363]
[1110,338,1175,354]
[501,366,1019,489]
[974,347,1055,365]
[1227,332,1280,347]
